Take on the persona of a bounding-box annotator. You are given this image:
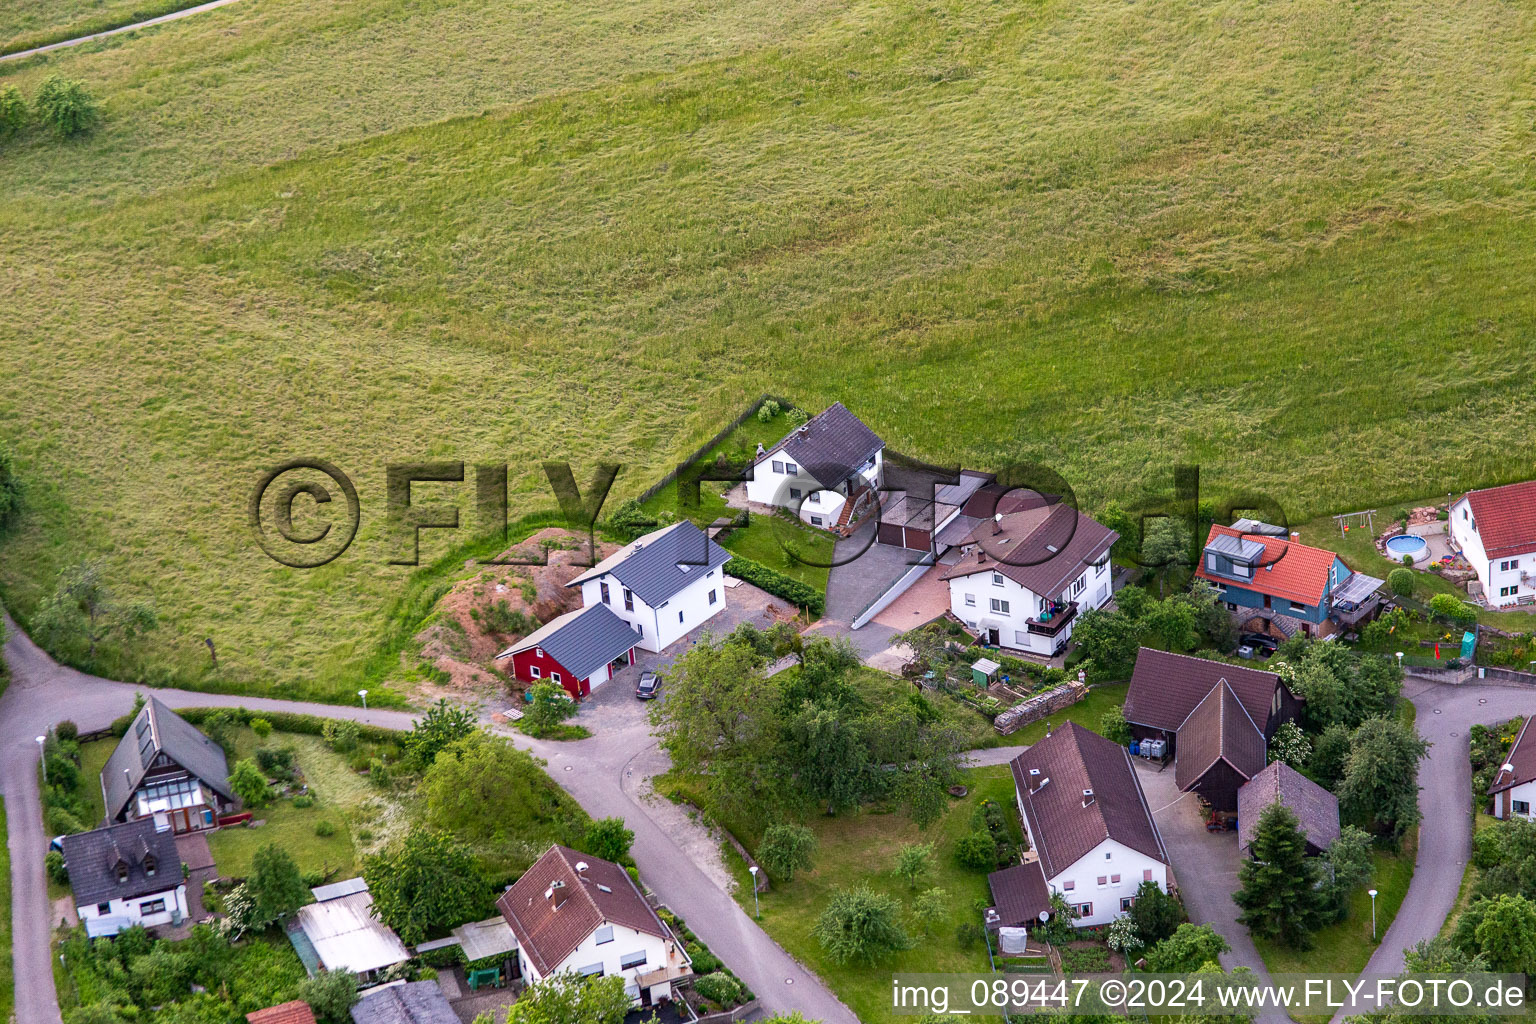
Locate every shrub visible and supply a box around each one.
[814,884,911,964]
[292,794,315,809]
[1387,568,1416,598]
[954,829,1000,871]
[45,806,85,836]
[605,498,659,540]
[368,757,392,788]
[46,849,69,885]
[314,818,336,837]
[0,86,25,140]
[722,555,824,615]
[298,968,360,1022]
[582,817,635,863]
[756,400,781,423]
[54,720,78,742]
[322,719,360,753]
[250,717,272,738]
[34,76,99,137]
[694,971,743,1007]
[229,758,270,808]
[255,746,296,780]
[1099,704,1132,745]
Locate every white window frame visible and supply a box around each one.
[784,462,798,475]
[992,572,1005,587]
[990,598,1009,614]
[964,594,976,607]
[528,666,541,678]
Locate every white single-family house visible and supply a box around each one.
[566,520,731,652]
[497,845,692,1008]
[940,503,1118,657]
[745,403,884,531]
[1490,716,1536,820]
[61,819,188,938]
[1450,482,1536,608]
[1000,722,1169,929]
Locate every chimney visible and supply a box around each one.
[993,512,1004,535]
[1082,788,1094,807]
[755,443,765,457]
[1290,531,1300,543]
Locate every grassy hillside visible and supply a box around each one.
[1,0,1534,694]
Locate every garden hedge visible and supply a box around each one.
[723,556,824,616]
[109,705,406,743]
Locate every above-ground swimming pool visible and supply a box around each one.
[1385,534,1428,560]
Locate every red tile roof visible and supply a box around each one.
[246,1002,317,1024]
[496,845,667,977]
[1009,722,1166,878]
[1463,482,1536,559]
[1489,716,1536,795]
[1194,524,1339,606]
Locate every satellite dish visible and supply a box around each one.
[575,861,590,873]
[1502,763,1516,773]
[1038,910,1050,923]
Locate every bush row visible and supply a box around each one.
[723,555,824,616]
[109,704,406,743]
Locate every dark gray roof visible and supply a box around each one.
[60,818,183,907]
[503,603,639,680]
[350,982,458,1024]
[567,520,731,608]
[1238,761,1341,853]
[1205,532,1265,563]
[760,402,883,489]
[102,698,235,822]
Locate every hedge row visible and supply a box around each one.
[109,705,408,743]
[723,556,824,617]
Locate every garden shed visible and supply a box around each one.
[970,657,1000,688]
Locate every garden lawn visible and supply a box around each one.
[1254,826,1417,979]
[1005,683,1128,747]
[207,727,412,879]
[4,0,1536,703]
[77,735,115,826]
[724,765,1020,1024]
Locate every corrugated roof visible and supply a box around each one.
[941,504,1118,599]
[295,887,410,975]
[350,982,458,1024]
[1194,524,1341,606]
[496,845,668,977]
[1173,679,1266,793]
[566,521,730,608]
[1009,723,1167,879]
[500,603,638,681]
[1237,762,1340,852]
[1463,482,1536,559]
[311,876,369,903]
[756,402,884,490]
[102,698,235,823]
[1123,648,1286,735]
[60,818,183,907]
[452,917,519,962]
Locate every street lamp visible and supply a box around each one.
[36,736,46,783]
[1368,888,1379,940]
[358,689,368,711]
[748,866,760,920]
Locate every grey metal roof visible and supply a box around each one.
[567,520,731,608]
[350,982,458,1024]
[1206,533,1266,563]
[505,603,640,681]
[102,698,235,822]
[1230,518,1290,537]
[452,916,519,961]
[758,402,883,489]
[60,818,183,907]
[312,876,369,902]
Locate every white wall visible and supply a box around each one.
[745,448,882,529]
[1495,780,1536,820]
[521,921,685,1002]
[1046,840,1168,928]
[947,554,1112,656]
[77,884,188,936]
[1451,496,1533,608]
[579,568,726,653]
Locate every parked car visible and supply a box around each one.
[635,671,661,699]
[1240,632,1279,657]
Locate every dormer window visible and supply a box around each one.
[116,863,129,884]
[144,855,157,878]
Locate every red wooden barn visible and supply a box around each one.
[496,603,640,700]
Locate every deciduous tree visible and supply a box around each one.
[502,972,632,1024]
[814,884,911,965]
[757,823,816,881]
[364,829,492,943]
[1339,717,1429,843]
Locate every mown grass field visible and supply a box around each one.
[1,0,1534,697]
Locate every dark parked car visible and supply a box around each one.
[1240,632,1279,657]
[635,671,661,699]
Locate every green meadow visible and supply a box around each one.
[1,0,1535,696]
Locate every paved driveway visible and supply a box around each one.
[1,613,858,1024]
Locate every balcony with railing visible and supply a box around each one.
[1027,601,1078,636]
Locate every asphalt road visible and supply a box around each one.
[0,613,858,1024]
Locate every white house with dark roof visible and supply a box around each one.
[496,845,691,1008]
[102,697,239,834]
[1451,482,1536,607]
[566,520,731,652]
[745,402,884,531]
[1489,716,1536,819]
[941,503,1118,656]
[1003,722,1168,928]
[61,818,187,938]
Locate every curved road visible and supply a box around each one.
[0,615,858,1024]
